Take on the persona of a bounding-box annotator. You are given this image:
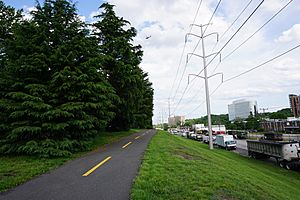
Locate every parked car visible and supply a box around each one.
[195,134,203,141]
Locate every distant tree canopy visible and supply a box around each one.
[267,108,292,119]
[0,0,153,157]
[185,114,230,127]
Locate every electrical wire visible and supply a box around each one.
[168,0,203,100]
[179,0,265,101]
[211,0,294,74]
[177,0,252,110]
[187,44,300,117]
[224,44,300,83]
[185,82,223,116]
[171,0,222,115]
[210,0,254,53]
[175,0,296,118]
[206,0,265,68]
[185,43,300,116]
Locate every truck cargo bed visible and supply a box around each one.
[247,140,299,161]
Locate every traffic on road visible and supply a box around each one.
[169,128,300,171]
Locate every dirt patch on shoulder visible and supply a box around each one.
[174,147,203,160]
[211,189,239,200]
[0,170,17,178]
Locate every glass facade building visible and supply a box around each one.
[228,99,257,121]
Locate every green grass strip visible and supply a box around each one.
[131,130,300,200]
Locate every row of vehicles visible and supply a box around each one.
[170,129,300,170]
[169,129,237,150]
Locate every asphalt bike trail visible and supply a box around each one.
[1,129,157,200]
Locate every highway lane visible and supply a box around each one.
[0,129,156,200]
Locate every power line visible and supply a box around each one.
[224,44,300,83]
[185,12,299,117]
[206,0,265,68]
[210,0,254,53]
[171,84,189,115]
[184,0,223,84]
[211,0,293,74]
[187,43,300,115]
[185,82,223,116]
[171,0,222,114]
[203,0,222,34]
[172,0,264,117]
[169,0,203,100]
[182,0,265,98]
[177,0,296,118]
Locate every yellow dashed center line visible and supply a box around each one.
[82,156,111,177]
[122,141,132,149]
[135,136,140,140]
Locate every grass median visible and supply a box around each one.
[0,129,142,192]
[131,130,300,200]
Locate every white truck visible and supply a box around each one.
[247,140,300,170]
[215,135,236,150]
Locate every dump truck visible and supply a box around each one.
[215,135,236,150]
[247,140,300,170]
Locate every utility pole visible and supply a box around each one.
[168,98,171,119]
[185,24,221,150]
[200,25,213,150]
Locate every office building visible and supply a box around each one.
[168,116,185,126]
[289,94,300,117]
[228,99,257,121]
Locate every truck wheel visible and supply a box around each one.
[279,161,286,168]
[252,153,257,159]
[248,151,253,158]
[285,163,293,170]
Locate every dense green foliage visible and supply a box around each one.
[92,3,153,131]
[0,0,153,157]
[266,108,293,119]
[131,131,300,200]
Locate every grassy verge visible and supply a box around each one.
[0,129,142,192]
[131,131,300,200]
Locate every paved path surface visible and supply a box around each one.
[1,130,156,200]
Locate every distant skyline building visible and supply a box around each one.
[168,116,185,126]
[289,94,300,117]
[228,99,258,121]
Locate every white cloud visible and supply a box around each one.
[22,6,37,20]
[262,0,291,12]
[89,10,101,20]
[78,15,86,22]
[276,24,300,43]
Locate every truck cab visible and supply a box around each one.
[225,140,237,150]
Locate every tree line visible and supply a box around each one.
[0,0,153,157]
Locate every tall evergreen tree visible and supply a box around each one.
[93,3,150,131]
[0,0,117,157]
[0,0,22,68]
[0,1,22,146]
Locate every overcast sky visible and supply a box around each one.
[4,0,300,124]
